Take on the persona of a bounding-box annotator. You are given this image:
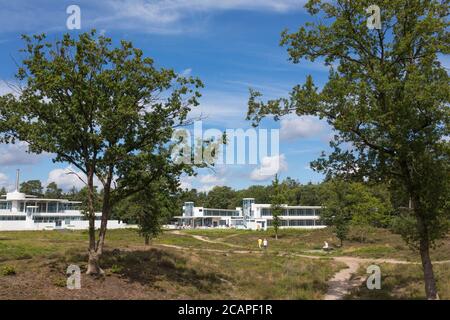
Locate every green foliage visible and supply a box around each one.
[1,265,16,276]
[203,186,236,209]
[0,30,206,272]
[114,181,176,244]
[45,182,63,199]
[270,175,286,239]
[321,179,393,245]
[110,264,123,274]
[175,177,327,214]
[20,180,43,196]
[246,0,449,298]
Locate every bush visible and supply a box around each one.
[1,265,16,276]
[110,264,123,274]
[53,278,67,287]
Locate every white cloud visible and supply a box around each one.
[0,142,49,166]
[199,174,226,185]
[0,172,11,190]
[280,116,325,141]
[181,68,192,76]
[179,175,194,190]
[46,166,102,191]
[0,80,22,97]
[250,154,287,181]
[0,0,305,35]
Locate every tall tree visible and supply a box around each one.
[247,0,449,299]
[0,30,204,275]
[115,181,176,245]
[270,174,285,240]
[321,180,391,246]
[0,187,7,196]
[20,180,43,197]
[45,182,63,199]
[203,186,237,209]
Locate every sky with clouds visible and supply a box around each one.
[0,0,335,193]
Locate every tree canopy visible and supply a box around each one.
[246,0,449,299]
[0,30,204,274]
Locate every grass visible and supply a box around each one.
[184,227,450,262]
[0,227,449,299]
[346,263,450,300]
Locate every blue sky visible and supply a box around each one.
[0,0,334,192]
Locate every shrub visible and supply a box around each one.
[110,264,123,274]
[1,265,16,276]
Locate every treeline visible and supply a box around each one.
[1,176,394,217]
[177,177,396,210]
[179,177,324,209]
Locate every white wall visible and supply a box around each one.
[0,220,131,231]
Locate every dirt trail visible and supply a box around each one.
[166,230,450,300]
[323,258,362,300]
[171,230,243,248]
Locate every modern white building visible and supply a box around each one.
[174,198,325,230]
[0,170,128,231]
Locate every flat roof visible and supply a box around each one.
[0,198,81,203]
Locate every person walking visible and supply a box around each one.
[263,238,268,251]
[258,238,263,249]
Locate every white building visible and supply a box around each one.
[0,171,128,231]
[174,198,325,230]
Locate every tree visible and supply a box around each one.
[270,174,285,240]
[0,30,204,275]
[0,187,6,196]
[45,182,63,199]
[20,180,43,197]
[321,180,391,246]
[203,186,237,209]
[115,182,176,245]
[246,0,449,299]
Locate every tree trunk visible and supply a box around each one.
[419,238,439,300]
[87,250,104,275]
[87,169,113,276]
[411,194,439,300]
[85,166,103,275]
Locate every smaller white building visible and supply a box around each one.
[174,198,325,230]
[0,171,128,231]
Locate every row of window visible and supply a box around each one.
[202,209,240,217]
[19,202,80,213]
[33,216,101,223]
[0,216,101,222]
[261,208,321,216]
[0,216,26,221]
[0,202,12,210]
[266,219,324,227]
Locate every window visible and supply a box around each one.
[203,209,239,217]
[47,202,57,213]
[0,202,12,210]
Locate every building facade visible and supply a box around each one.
[0,171,128,231]
[174,198,325,230]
